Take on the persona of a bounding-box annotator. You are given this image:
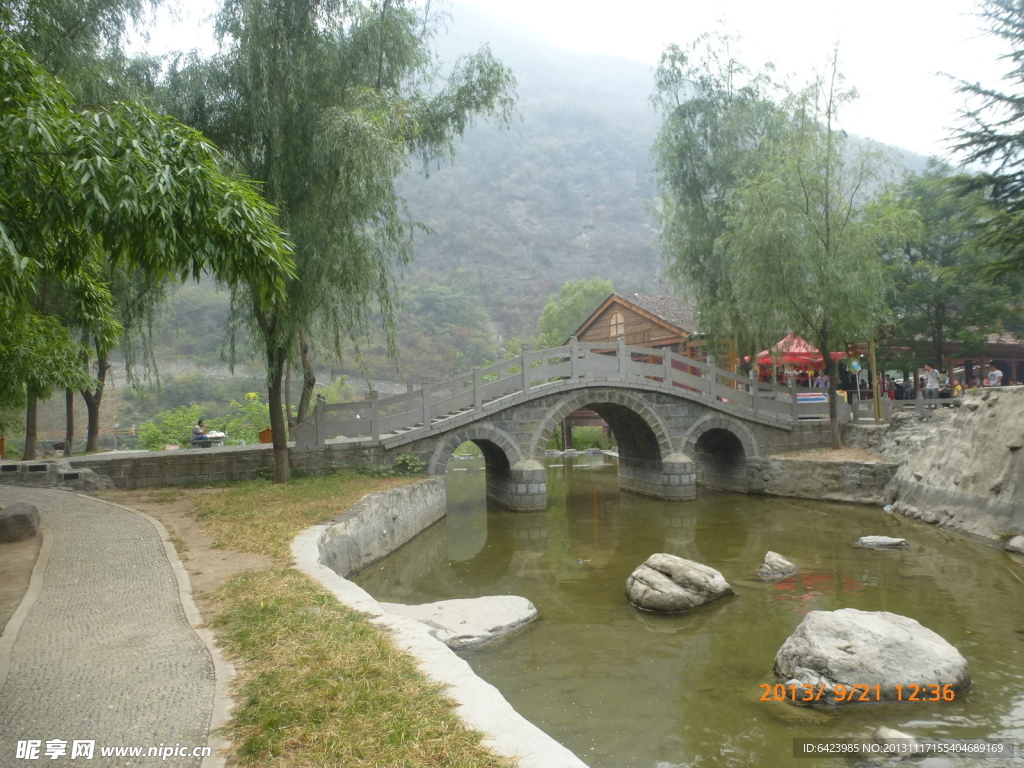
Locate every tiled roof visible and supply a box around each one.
[622,293,698,334]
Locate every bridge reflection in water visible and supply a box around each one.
[355,454,1024,768]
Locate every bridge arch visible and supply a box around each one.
[530,388,694,502]
[428,423,525,475]
[682,415,758,493]
[529,388,674,462]
[427,424,546,512]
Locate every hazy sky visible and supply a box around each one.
[143,0,1004,159]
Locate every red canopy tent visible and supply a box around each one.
[752,333,846,366]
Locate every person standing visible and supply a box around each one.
[884,375,896,401]
[923,364,940,406]
[987,362,1003,387]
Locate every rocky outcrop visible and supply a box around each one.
[380,596,538,650]
[774,608,970,703]
[0,502,40,542]
[855,536,910,549]
[0,459,113,492]
[1007,535,1024,554]
[757,551,798,582]
[880,388,1024,541]
[625,553,734,612]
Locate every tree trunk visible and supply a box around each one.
[285,357,294,439]
[24,392,38,460]
[267,346,290,483]
[296,329,316,426]
[823,346,844,450]
[64,389,74,456]
[81,352,110,454]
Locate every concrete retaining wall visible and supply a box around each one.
[317,476,447,578]
[748,457,898,505]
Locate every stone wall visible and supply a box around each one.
[317,476,447,578]
[748,457,898,505]
[58,441,388,489]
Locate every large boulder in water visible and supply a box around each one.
[625,553,734,612]
[774,609,970,703]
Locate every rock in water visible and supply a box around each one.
[855,535,910,549]
[1006,535,1024,554]
[625,553,734,612]
[380,596,538,650]
[0,503,40,542]
[757,551,798,582]
[774,609,970,702]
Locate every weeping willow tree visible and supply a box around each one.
[166,0,516,482]
[720,56,913,448]
[651,32,786,363]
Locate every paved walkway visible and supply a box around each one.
[0,487,225,768]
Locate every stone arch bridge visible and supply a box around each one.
[296,340,835,510]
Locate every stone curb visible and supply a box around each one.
[291,520,589,768]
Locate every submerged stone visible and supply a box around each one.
[757,551,798,582]
[855,535,909,549]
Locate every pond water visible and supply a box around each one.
[355,455,1024,768]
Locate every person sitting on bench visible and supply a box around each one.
[192,420,209,442]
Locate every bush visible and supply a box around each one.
[357,453,427,478]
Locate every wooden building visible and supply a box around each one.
[570,293,697,350]
[559,293,700,451]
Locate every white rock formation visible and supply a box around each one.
[625,553,734,612]
[380,596,538,650]
[774,608,970,703]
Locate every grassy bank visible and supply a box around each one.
[190,472,514,768]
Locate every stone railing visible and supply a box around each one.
[295,339,873,448]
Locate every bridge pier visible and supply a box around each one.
[485,459,548,512]
[617,452,696,502]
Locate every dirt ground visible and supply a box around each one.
[771,447,886,462]
[0,535,42,630]
[0,487,272,632]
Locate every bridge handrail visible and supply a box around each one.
[302,339,864,446]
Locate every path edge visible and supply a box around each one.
[0,523,53,691]
[100,498,235,768]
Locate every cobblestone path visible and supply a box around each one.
[0,488,217,767]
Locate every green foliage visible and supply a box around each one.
[136,393,272,449]
[164,0,515,479]
[546,426,616,450]
[318,376,357,404]
[138,405,205,450]
[221,393,272,445]
[651,32,785,355]
[357,453,426,478]
[536,278,613,347]
[0,28,293,414]
[883,160,1023,370]
[952,0,1024,278]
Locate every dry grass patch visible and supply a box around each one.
[214,568,514,768]
[191,472,417,562]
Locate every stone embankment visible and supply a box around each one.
[851,388,1024,543]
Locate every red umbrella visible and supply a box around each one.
[754,333,846,366]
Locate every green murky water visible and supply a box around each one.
[355,455,1024,768]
